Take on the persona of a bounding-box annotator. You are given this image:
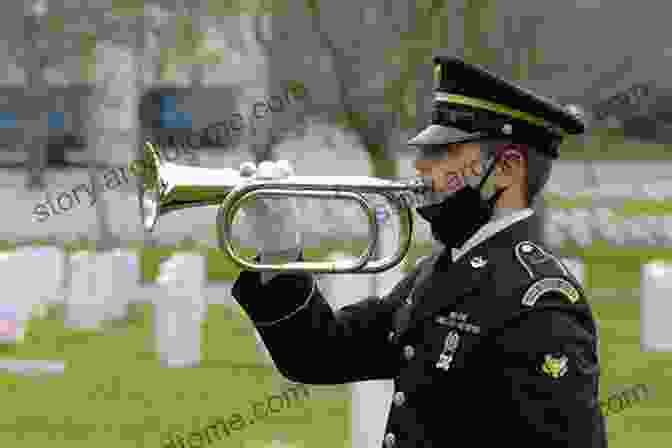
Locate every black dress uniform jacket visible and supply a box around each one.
[232,214,608,447]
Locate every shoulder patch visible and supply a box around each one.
[522,277,581,306]
[515,241,569,280]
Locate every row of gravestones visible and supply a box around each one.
[0,244,405,377]
[1,246,671,364]
[0,247,227,373]
[545,208,672,248]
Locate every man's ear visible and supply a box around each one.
[494,148,525,187]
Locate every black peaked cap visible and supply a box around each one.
[408,56,587,158]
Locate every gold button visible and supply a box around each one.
[384,433,396,448]
[393,391,406,406]
[403,345,415,360]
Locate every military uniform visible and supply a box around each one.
[232,57,607,447]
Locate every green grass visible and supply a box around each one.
[1,240,670,446]
[0,303,349,448]
[593,297,672,447]
[0,238,433,448]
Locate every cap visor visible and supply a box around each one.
[407,125,483,146]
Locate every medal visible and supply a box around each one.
[435,330,460,371]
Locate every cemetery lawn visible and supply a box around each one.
[0,241,671,446]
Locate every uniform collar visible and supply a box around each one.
[451,208,534,262]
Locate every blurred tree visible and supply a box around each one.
[250,13,276,164]
[23,0,50,190]
[32,1,161,249]
[24,0,581,247]
[304,0,402,180]
[79,31,119,249]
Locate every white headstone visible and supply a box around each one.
[320,251,396,448]
[66,251,106,330]
[641,261,672,351]
[545,211,569,249]
[155,254,206,367]
[0,250,47,342]
[373,225,406,298]
[561,258,586,287]
[351,380,394,448]
[95,249,139,322]
[0,359,66,376]
[566,210,594,248]
[13,246,66,319]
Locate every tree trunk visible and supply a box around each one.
[23,14,48,190]
[250,14,275,165]
[85,86,116,250]
[83,28,123,251]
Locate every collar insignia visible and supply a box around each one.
[470,256,487,268]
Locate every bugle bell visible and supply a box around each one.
[139,141,433,273]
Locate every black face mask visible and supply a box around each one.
[416,154,504,249]
[416,185,503,249]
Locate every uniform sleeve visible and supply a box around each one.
[231,268,415,384]
[492,295,607,447]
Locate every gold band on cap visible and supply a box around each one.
[434,92,569,137]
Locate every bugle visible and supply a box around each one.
[139,141,433,273]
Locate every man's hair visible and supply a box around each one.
[480,138,554,206]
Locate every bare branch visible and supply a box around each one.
[305,1,400,179]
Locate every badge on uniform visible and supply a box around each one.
[470,256,487,268]
[522,277,580,306]
[515,241,570,280]
[435,330,460,371]
[540,353,569,379]
[518,242,549,264]
[435,312,482,335]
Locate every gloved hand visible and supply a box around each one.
[238,159,302,261]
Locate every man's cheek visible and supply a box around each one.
[467,159,483,177]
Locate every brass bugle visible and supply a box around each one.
[139,141,433,273]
